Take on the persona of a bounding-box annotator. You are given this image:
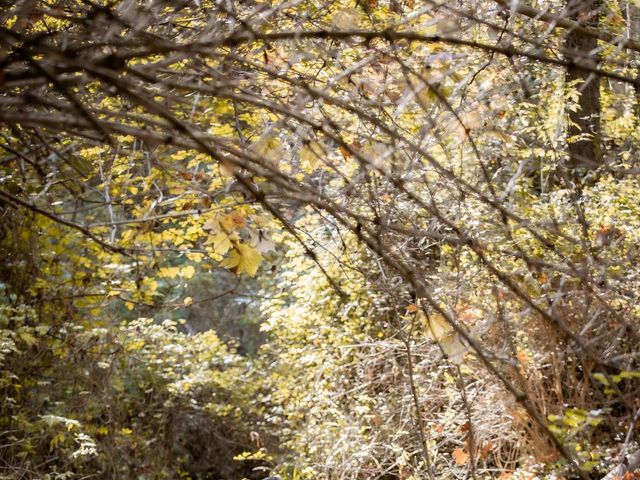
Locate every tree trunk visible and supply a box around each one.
[629,1,640,122]
[565,0,602,169]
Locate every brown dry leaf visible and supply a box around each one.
[220,211,246,231]
[406,304,419,314]
[622,472,638,480]
[577,10,596,23]
[516,350,531,370]
[390,0,402,13]
[398,465,411,479]
[480,441,493,459]
[363,0,378,11]
[596,224,624,247]
[219,160,238,177]
[452,447,469,466]
[456,304,481,326]
[607,13,625,26]
[339,145,353,159]
[199,196,211,209]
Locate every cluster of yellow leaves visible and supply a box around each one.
[201,211,275,276]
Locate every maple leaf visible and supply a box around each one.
[206,231,233,256]
[221,243,263,277]
[236,244,262,276]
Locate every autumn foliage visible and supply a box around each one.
[1,0,640,479]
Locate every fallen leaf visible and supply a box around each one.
[480,442,493,459]
[406,303,419,313]
[452,447,469,466]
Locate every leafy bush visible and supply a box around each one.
[0,307,269,479]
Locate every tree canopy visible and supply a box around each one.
[1,0,640,479]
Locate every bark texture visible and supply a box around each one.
[565,0,602,169]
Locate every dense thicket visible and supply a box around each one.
[1,0,640,479]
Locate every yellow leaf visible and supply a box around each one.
[210,123,235,137]
[220,250,240,270]
[300,141,325,172]
[236,243,262,276]
[439,333,468,364]
[251,136,283,163]
[233,449,269,461]
[207,231,233,256]
[19,331,38,346]
[125,340,145,352]
[422,313,468,363]
[50,432,65,452]
[423,313,452,341]
[222,244,262,277]
[187,252,203,263]
[158,267,180,279]
[181,265,196,279]
[141,278,158,294]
